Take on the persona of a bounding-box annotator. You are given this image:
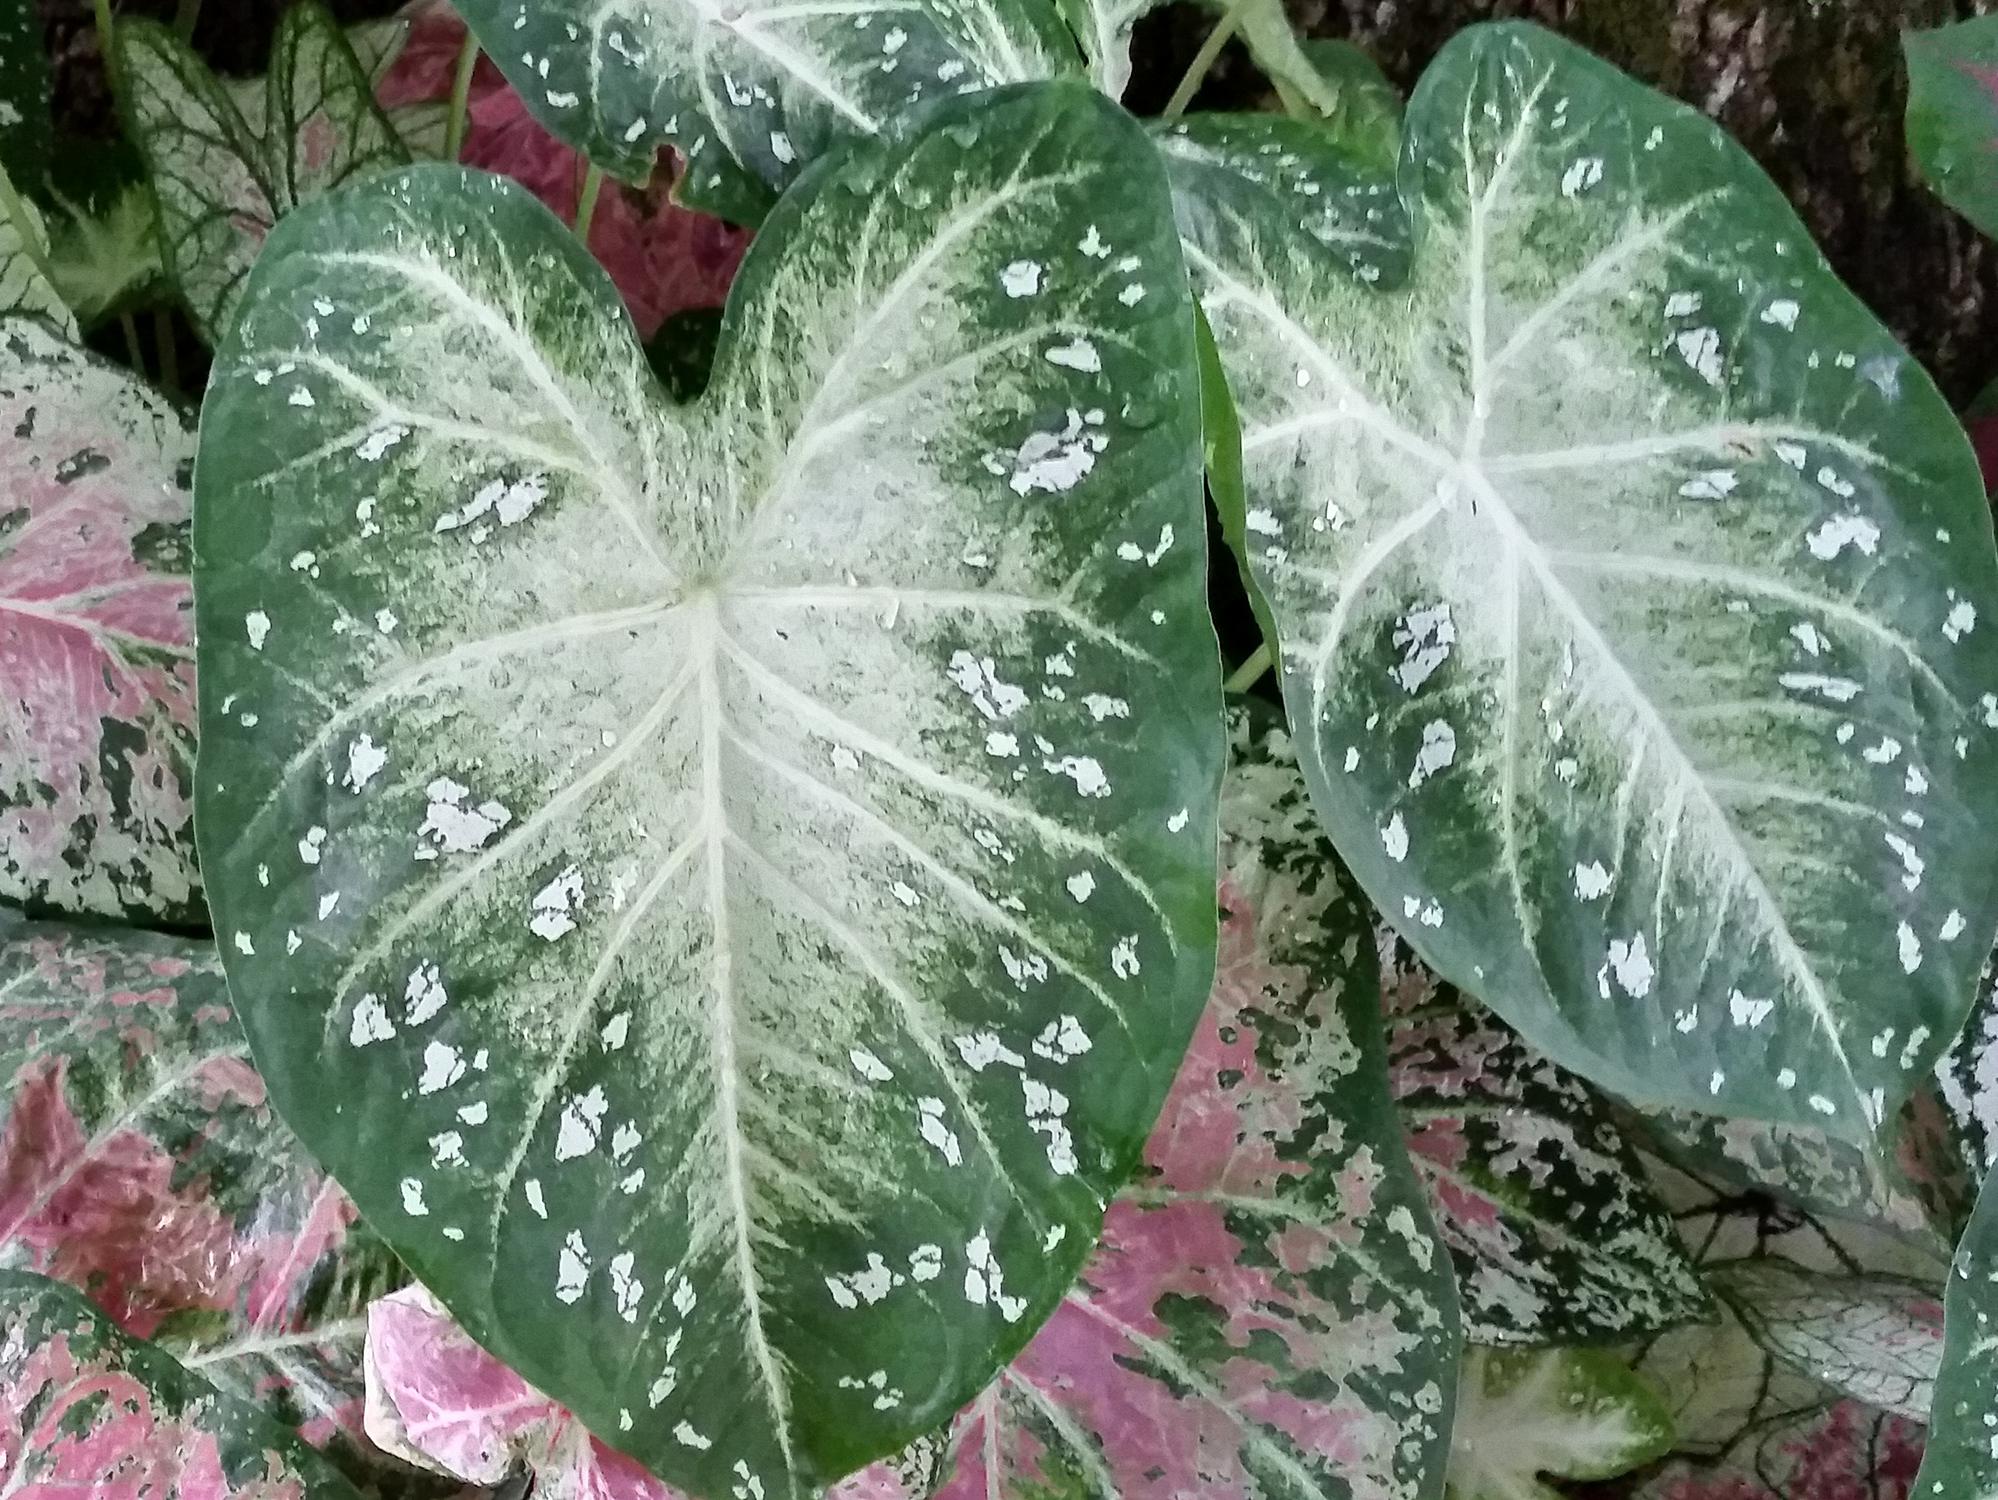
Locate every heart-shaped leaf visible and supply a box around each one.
[454,0,1080,190]
[0,912,415,1481]
[194,82,1218,1499]
[926,705,1460,1500]
[1168,22,1998,1141]
[1906,17,1998,241]
[116,1,408,343]
[0,316,199,925]
[1445,1347,1672,1500]
[0,1268,366,1499]
[1914,1169,1998,1499]
[1381,940,1708,1345]
[364,1285,934,1499]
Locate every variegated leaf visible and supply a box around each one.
[924,706,1459,1500]
[0,317,199,925]
[0,191,73,337]
[1642,1152,1946,1425]
[1444,1347,1671,1500]
[1935,939,1998,1179]
[454,0,1081,190]
[0,0,49,190]
[1056,0,1154,100]
[117,1,408,342]
[1906,16,1998,242]
[1913,1165,1998,1499]
[1167,21,1998,1141]
[0,913,417,1483]
[0,1269,368,1500]
[363,1285,933,1500]
[194,84,1218,1499]
[1381,941,1708,1345]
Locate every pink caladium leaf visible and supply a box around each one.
[363,1285,936,1500]
[1381,945,1707,1346]
[917,706,1459,1500]
[0,912,415,1485]
[0,1267,367,1499]
[0,317,199,925]
[373,0,749,342]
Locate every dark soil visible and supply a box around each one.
[33,0,1998,404]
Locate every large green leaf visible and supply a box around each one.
[0,317,200,925]
[0,1269,366,1498]
[1382,941,1709,1346]
[1906,16,1998,241]
[117,1,408,343]
[1167,22,1998,1142]
[193,82,1218,1500]
[1915,1166,1998,1498]
[1444,1347,1671,1500]
[923,704,1460,1500]
[455,0,1080,191]
[0,913,419,1484]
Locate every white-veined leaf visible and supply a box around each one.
[453,0,1081,190]
[1444,1347,1671,1500]
[922,705,1460,1500]
[117,1,408,342]
[1165,23,1998,1142]
[0,316,199,924]
[0,189,73,337]
[194,82,1218,1499]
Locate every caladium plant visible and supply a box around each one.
[4,4,1998,1500]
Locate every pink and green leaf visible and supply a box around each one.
[0,1267,367,1499]
[1383,949,1707,1345]
[922,707,1461,1500]
[0,913,413,1483]
[0,317,198,925]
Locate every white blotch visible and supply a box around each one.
[1081,694,1129,722]
[1032,1015,1091,1063]
[1000,260,1042,297]
[459,1101,488,1125]
[1407,719,1456,788]
[1790,621,1826,655]
[985,730,1019,757]
[430,1130,465,1166]
[317,892,340,921]
[602,1012,630,1050]
[917,1097,962,1165]
[1729,990,1774,1028]
[350,993,395,1047]
[1391,602,1455,692]
[909,1244,942,1282]
[1573,861,1612,900]
[1044,337,1100,373]
[234,931,255,955]
[1673,327,1725,387]
[1381,814,1409,862]
[1942,910,1967,942]
[1110,934,1140,978]
[403,962,447,1025]
[344,734,388,791]
[954,1031,1024,1072]
[1884,832,1925,892]
[525,1180,547,1219]
[947,651,1029,720]
[529,865,585,941]
[555,1085,609,1161]
[1065,871,1096,903]
[1863,736,1903,765]
[610,1253,643,1321]
[1044,755,1110,797]
[418,1040,466,1095]
[850,1047,894,1082]
[1806,512,1880,559]
[1761,299,1801,330]
[964,1231,1026,1321]
[245,611,271,650]
[556,1230,590,1303]
[435,474,550,533]
[1664,291,1702,318]
[1945,597,1978,642]
[1023,1077,1075,1174]
[418,778,512,856]
[1560,156,1603,196]
[1679,469,1737,500]
[355,423,409,461]
[1001,406,1108,496]
[1897,921,1923,974]
[1607,932,1655,997]
[1779,672,1862,702]
[400,1178,427,1215]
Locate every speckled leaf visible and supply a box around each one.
[0,913,419,1481]
[117,2,408,343]
[194,83,1218,1500]
[923,706,1459,1500]
[1444,1348,1671,1500]
[454,0,1080,192]
[0,1269,371,1499]
[1169,20,1998,1142]
[1642,1151,1946,1425]
[0,317,199,925]
[1906,17,1998,242]
[1935,939,1998,1180]
[1380,941,1708,1346]
[0,192,74,337]
[363,1285,933,1500]
[0,0,50,191]
[1056,0,1153,100]
[1913,1166,1998,1499]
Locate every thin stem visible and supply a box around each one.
[1270,75,1309,119]
[153,309,180,398]
[1223,642,1273,695]
[119,312,144,371]
[444,29,479,161]
[0,165,61,302]
[92,0,115,59]
[173,0,201,39]
[1162,0,1248,119]
[573,162,605,244]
